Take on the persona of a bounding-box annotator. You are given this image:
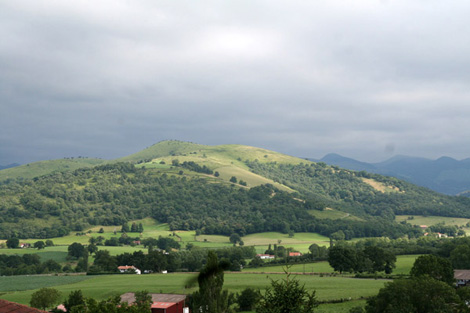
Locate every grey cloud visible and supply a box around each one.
[1,1,470,165]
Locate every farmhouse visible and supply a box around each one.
[0,298,48,313]
[289,252,302,257]
[455,269,470,287]
[121,293,188,313]
[256,254,275,259]
[118,265,141,274]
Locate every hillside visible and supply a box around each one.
[318,154,470,195]
[0,140,469,239]
[0,158,106,182]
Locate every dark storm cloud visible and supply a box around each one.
[1,0,470,165]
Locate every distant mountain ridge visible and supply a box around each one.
[315,153,470,195]
[0,163,20,170]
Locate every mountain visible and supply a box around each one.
[0,163,20,170]
[0,158,106,182]
[316,154,470,195]
[1,140,469,239]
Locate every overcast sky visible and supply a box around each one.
[2,1,470,165]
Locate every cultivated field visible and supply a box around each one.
[0,272,387,312]
[395,215,470,231]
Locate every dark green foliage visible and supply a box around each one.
[236,288,260,311]
[366,277,462,313]
[64,290,86,312]
[328,245,357,274]
[121,223,129,233]
[156,236,180,251]
[0,163,422,239]
[30,287,61,310]
[68,243,86,259]
[92,250,117,272]
[450,245,470,269]
[6,238,19,248]
[328,244,396,274]
[0,253,60,275]
[45,239,54,246]
[229,233,242,245]
[256,271,318,313]
[230,176,237,183]
[246,161,470,219]
[179,161,213,174]
[34,240,45,250]
[410,254,455,284]
[190,251,232,313]
[308,243,328,260]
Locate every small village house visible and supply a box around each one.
[118,265,141,275]
[455,269,470,287]
[256,254,275,259]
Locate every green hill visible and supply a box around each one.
[0,140,469,240]
[0,158,106,182]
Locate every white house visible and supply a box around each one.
[118,265,141,275]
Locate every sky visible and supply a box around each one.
[2,0,470,165]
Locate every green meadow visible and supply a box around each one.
[0,272,387,311]
[395,215,470,227]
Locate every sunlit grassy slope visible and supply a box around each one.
[124,140,308,191]
[0,158,105,181]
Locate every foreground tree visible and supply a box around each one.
[190,251,232,313]
[30,287,61,310]
[366,276,463,313]
[410,254,454,285]
[256,269,318,313]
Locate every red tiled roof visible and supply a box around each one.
[0,299,48,313]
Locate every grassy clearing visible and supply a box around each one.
[0,273,386,307]
[308,209,363,221]
[242,232,330,253]
[393,254,419,275]
[244,261,334,274]
[9,219,331,255]
[395,215,470,227]
[0,158,105,181]
[0,275,94,292]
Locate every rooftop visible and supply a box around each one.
[120,293,186,305]
[0,299,48,313]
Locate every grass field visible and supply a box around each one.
[308,208,363,221]
[3,218,334,258]
[395,215,470,227]
[0,272,387,310]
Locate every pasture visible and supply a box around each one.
[0,272,387,312]
[395,215,470,228]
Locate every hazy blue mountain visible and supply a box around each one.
[316,154,470,195]
[0,163,20,170]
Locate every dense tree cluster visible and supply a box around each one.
[0,253,62,276]
[88,245,256,274]
[246,161,470,218]
[0,163,422,239]
[328,244,396,274]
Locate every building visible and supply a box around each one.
[289,252,302,257]
[455,269,470,287]
[256,254,275,259]
[121,293,187,313]
[118,265,141,274]
[0,299,48,313]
